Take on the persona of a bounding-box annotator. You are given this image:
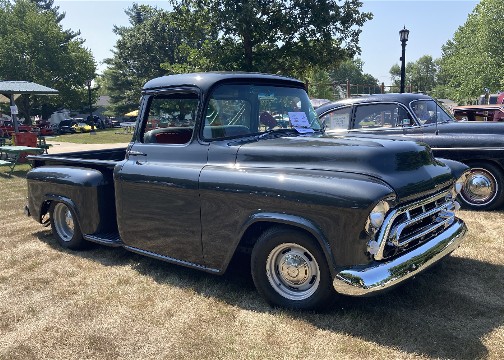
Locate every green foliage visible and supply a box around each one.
[103,3,217,116]
[0,0,96,121]
[104,1,371,113]
[176,0,372,78]
[438,0,504,103]
[307,58,379,100]
[389,55,438,94]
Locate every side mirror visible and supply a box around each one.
[401,119,411,126]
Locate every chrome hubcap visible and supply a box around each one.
[53,203,75,242]
[461,168,497,206]
[266,243,320,301]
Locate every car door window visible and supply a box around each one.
[320,107,352,131]
[354,103,412,129]
[142,93,199,144]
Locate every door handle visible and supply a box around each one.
[127,150,147,157]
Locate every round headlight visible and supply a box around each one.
[368,200,390,231]
[455,174,466,194]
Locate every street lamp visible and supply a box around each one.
[399,26,409,93]
[85,79,96,134]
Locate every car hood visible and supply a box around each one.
[235,134,455,202]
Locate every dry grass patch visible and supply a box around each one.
[0,173,503,359]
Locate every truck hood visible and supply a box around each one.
[235,134,454,202]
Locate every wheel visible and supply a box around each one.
[251,226,335,310]
[49,202,86,250]
[459,163,504,210]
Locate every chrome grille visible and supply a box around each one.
[373,190,457,260]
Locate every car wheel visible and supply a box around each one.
[251,226,335,310]
[49,202,86,250]
[459,163,504,210]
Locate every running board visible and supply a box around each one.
[84,232,123,247]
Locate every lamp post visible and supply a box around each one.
[399,26,409,93]
[85,79,96,134]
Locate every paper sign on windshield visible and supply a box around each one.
[288,112,314,133]
[330,113,349,129]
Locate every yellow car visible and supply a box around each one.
[72,122,93,133]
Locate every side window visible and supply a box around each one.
[142,93,198,144]
[354,103,411,129]
[320,107,351,131]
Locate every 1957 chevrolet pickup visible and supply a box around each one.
[25,73,468,309]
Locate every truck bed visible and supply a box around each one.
[29,147,127,169]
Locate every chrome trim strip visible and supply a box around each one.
[124,246,221,274]
[431,147,504,151]
[374,190,450,260]
[392,215,454,247]
[333,219,467,296]
[389,202,453,246]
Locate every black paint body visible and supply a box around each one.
[316,94,504,172]
[26,74,466,279]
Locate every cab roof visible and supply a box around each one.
[142,72,305,93]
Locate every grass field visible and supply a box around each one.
[0,167,503,359]
[48,128,134,144]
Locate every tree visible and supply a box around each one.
[389,55,438,94]
[306,58,379,100]
[330,58,379,95]
[174,0,372,78]
[103,3,217,115]
[438,0,504,103]
[0,0,96,121]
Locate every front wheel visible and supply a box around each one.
[49,202,86,250]
[459,163,504,210]
[251,227,335,310]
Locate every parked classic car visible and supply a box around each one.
[316,93,504,211]
[452,105,504,122]
[73,122,93,133]
[25,73,467,310]
[58,119,78,134]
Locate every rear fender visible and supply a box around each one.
[27,166,116,234]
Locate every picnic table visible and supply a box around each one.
[117,122,136,134]
[0,145,43,176]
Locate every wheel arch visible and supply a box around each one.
[226,212,338,277]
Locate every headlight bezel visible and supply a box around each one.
[365,197,395,236]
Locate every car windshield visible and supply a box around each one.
[60,120,72,126]
[203,84,321,140]
[410,100,454,125]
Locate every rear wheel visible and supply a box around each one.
[49,202,86,250]
[251,226,335,310]
[459,163,504,210]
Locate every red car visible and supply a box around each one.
[452,105,504,122]
[0,120,36,137]
[34,120,54,136]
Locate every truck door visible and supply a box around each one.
[115,92,207,265]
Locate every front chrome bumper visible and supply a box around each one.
[333,219,467,296]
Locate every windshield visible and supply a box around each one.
[410,100,454,125]
[203,84,321,140]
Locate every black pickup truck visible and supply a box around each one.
[26,73,468,309]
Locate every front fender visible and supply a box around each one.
[239,212,336,275]
[436,158,470,180]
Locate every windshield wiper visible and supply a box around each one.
[256,128,302,140]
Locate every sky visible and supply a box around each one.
[54,0,480,84]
